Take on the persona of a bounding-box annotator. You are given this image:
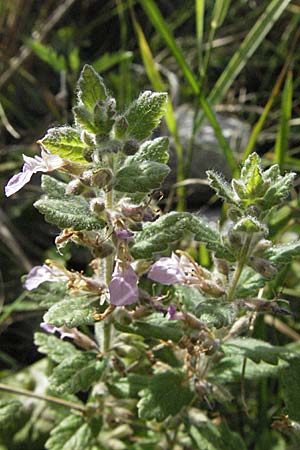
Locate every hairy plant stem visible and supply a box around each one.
[0,382,86,412]
[103,188,114,352]
[226,236,252,301]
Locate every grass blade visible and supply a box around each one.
[139,0,238,174]
[130,4,185,209]
[195,0,205,76]
[242,30,299,161]
[209,0,292,105]
[274,71,293,172]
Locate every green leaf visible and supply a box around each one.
[114,160,170,193]
[50,352,106,395]
[73,105,98,133]
[27,40,66,72]
[206,171,237,204]
[38,126,88,163]
[124,91,168,141]
[222,337,290,365]
[262,172,295,208]
[233,216,267,235]
[115,313,183,343]
[196,300,237,329]
[137,370,193,421]
[34,197,105,230]
[241,153,265,199]
[265,240,300,264]
[0,400,24,432]
[43,296,99,328]
[282,359,300,422]
[131,212,230,259]
[34,332,78,363]
[25,281,68,308]
[77,65,108,112]
[235,268,265,298]
[46,414,98,450]
[188,421,247,450]
[132,137,169,164]
[41,175,67,198]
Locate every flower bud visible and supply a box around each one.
[81,131,95,147]
[123,139,139,155]
[253,239,272,256]
[66,179,85,195]
[80,168,113,188]
[90,198,105,215]
[114,115,128,138]
[214,258,229,277]
[248,256,277,279]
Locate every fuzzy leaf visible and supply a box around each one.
[115,313,183,343]
[50,352,106,394]
[26,282,68,308]
[222,337,290,365]
[41,175,67,198]
[189,421,247,450]
[132,137,169,164]
[73,105,98,133]
[46,414,98,450]
[281,359,300,421]
[233,216,267,235]
[131,212,230,259]
[137,370,193,421]
[114,160,170,193]
[0,400,24,432]
[235,268,265,298]
[196,300,237,329]
[34,332,78,363]
[265,240,300,264]
[39,126,88,163]
[262,172,295,208]
[43,296,99,328]
[124,91,168,141]
[206,171,237,204]
[241,153,265,201]
[77,65,108,112]
[34,197,105,230]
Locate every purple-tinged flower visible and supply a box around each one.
[166,303,184,321]
[40,322,97,349]
[109,264,139,306]
[24,264,67,291]
[40,322,75,340]
[115,229,134,239]
[5,148,64,197]
[148,253,185,285]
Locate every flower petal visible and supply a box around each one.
[148,254,184,285]
[109,264,139,306]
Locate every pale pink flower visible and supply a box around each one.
[109,263,139,306]
[148,253,186,285]
[5,148,63,197]
[24,264,68,290]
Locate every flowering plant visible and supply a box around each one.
[2,65,300,449]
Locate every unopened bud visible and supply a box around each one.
[90,198,105,215]
[80,168,112,188]
[228,231,243,250]
[227,207,242,221]
[253,239,272,256]
[123,139,139,155]
[248,256,277,279]
[114,115,128,139]
[214,258,229,277]
[81,131,95,147]
[66,179,85,195]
